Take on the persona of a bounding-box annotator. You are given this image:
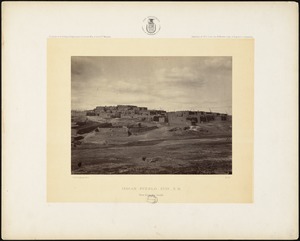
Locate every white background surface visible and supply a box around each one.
[2,2,298,239]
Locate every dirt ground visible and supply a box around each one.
[71,119,232,175]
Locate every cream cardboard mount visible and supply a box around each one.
[47,38,254,203]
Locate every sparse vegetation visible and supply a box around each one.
[71,114,232,175]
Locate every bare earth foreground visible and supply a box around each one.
[71,116,232,175]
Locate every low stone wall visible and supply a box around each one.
[94,127,129,138]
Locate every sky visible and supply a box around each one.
[71,56,232,114]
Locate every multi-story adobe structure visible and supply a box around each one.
[93,105,151,119]
[167,110,230,126]
[78,105,231,125]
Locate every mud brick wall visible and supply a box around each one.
[95,127,129,138]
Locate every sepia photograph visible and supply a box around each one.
[3,1,298,239]
[71,56,232,174]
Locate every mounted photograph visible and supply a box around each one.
[71,56,232,174]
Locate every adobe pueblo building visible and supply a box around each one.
[77,105,231,126]
[90,105,167,122]
[167,111,230,126]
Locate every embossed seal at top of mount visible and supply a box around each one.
[146,194,158,204]
[142,16,161,35]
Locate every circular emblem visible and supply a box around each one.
[142,16,161,35]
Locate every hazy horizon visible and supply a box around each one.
[71,105,231,115]
[72,56,232,114]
